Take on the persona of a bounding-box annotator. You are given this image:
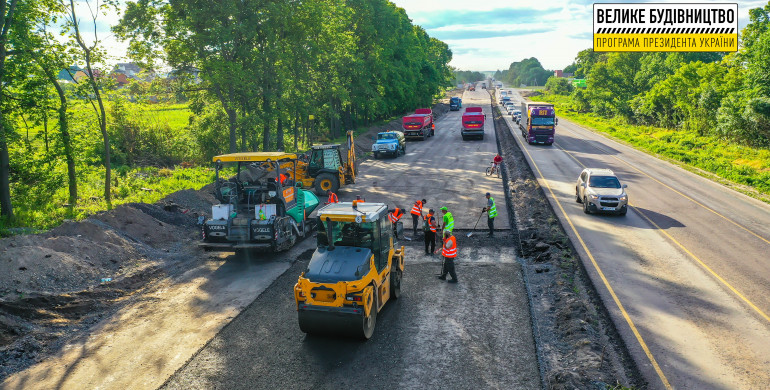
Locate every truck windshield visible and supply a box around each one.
[317,218,375,249]
[531,117,555,126]
[378,133,396,140]
[589,176,621,188]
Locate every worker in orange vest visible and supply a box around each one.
[423,209,437,255]
[388,207,404,239]
[326,190,339,205]
[410,198,427,236]
[438,230,458,283]
[431,122,436,135]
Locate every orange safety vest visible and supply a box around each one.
[279,174,287,184]
[410,200,423,216]
[442,236,457,258]
[431,122,435,130]
[328,192,339,204]
[389,208,404,223]
[427,213,437,232]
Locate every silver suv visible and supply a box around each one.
[575,168,628,215]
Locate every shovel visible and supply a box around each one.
[466,211,485,237]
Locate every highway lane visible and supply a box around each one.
[500,88,770,389]
[163,87,539,389]
[340,88,509,231]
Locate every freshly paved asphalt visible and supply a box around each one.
[501,87,770,389]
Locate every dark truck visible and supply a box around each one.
[519,102,557,145]
[461,107,485,140]
[449,97,462,111]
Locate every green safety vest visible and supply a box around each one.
[488,197,498,218]
[443,212,454,232]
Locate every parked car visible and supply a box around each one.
[372,130,406,159]
[575,168,628,215]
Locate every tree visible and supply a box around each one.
[545,76,573,95]
[63,0,112,204]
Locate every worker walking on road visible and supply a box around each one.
[440,206,454,234]
[326,190,339,205]
[424,209,437,255]
[411,199,427,236]
[438,230,458,283]
[388,207,404,239]
[482,192,497,237]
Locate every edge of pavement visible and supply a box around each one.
[489,87,645,389]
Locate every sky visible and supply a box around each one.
[85,0,768,72]
[389,0,767,72]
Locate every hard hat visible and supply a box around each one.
[440,206,447,211]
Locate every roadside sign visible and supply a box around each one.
[593,3,738,52]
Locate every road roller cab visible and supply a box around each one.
[294,201,405,339]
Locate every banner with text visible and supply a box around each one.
[593,3,738,52]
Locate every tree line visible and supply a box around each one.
[494,57,552,87]
[546,2,770,148]
[0,0,452,224]
[453,70,485,85]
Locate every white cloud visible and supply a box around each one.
[392,0,763,71]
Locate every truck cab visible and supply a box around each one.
[449,97,462,111]
[371,131,406,159]
[519,102,556,145]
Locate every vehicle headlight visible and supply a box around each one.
[619,195,627,201]
[589,194,599,200]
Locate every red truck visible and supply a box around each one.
[461,107,485,140]
[402,108,434,141]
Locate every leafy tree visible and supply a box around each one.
[545,76,573,95]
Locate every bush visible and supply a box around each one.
[545,76,574,95]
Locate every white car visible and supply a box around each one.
[505,103,516,113]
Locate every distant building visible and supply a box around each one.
[168,67,201,84]
[57,66,83,82]
[114,62,142,78]
[554,70,574,78]
[111,72,129,86]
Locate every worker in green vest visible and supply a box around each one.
[482,192,498,237]
[440,206,454,233]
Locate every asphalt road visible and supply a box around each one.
[501,88,770,389]
[339,89,509,231]
[162,89,539,389]
[163,241,539,390]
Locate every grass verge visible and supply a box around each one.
[539,93,770,203]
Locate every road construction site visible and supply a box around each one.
[1,87,643,390]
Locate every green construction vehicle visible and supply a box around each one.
[200,152,320,253]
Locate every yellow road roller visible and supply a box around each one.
[294,201,405,339]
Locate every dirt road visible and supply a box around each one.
[341,89,509,231]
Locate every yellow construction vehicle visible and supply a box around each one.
[294,201,405,339]
[275,131,357,195]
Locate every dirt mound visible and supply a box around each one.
[519,90,543,98]
[0,186,217,380]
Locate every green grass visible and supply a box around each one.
[4,165,215,232]
[539,93,770,202]
[135,103,192,130]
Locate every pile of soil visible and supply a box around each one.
[490,92,643,389]
[0,188,218,380]
[519,90,544,98]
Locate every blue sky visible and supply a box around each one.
[87,0,767,71]
[390,0,766,72]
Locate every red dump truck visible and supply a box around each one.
[461,107,485,140]
[402,108,434,141]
